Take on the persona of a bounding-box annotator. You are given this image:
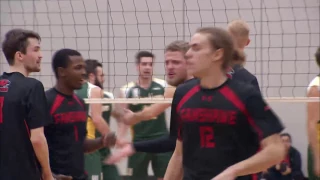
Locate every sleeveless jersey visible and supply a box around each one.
[75,82,98,139]
[307,75,320,142]
[96,91,114,158]
[120,78,168,141]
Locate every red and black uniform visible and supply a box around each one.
[44,88,87,180]
[0,72,51,180]
[172,78,283,180]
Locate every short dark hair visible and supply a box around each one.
[135,51,154,64]
[315,47,320,67]
[196,27,235,70]
[280,133,292,141]
[2,28,41,65]
[85,59,102,79]
[165,40,190,54]
[52,48,82,78]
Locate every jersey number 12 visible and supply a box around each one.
[199,126,215,148]
[0,97,4,124]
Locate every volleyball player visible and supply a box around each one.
[164,27,285,180]
[44,49,116,180]
[76,59,121,180]
[0,29,54,180]
[306,47,320,179]
[118,51,172,180]
[227,19,260,91]
[106,40,258,164]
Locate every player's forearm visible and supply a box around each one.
[31,133,52,175]
[135,103,171,122]
[117,122,129,138]
[133,135,176,153]
[91,116,110,136]
[227,143,286,177]
[164,153,183,180]
[111,104,125,120]
[308,123,320,162]
[83,137,104,153]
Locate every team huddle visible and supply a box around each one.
[0,19,319,180]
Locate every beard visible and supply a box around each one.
[167,77,186,87]
[94,76,103,89]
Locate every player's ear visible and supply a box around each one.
[57,67,66,77]
[88,73,95,82]
[246,38,250,46]
[14,51,24,63]
[212,48,224,62]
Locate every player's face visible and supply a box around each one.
[137,57,153,79]
[94,66,104,89]
[63,56,86,90]
[185,33,224,78]
[281,136,291,150]
[165,51,188,86]
[20,38,42,73]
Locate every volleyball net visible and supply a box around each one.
[0,0,319,103]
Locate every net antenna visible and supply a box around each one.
[0,0,319,104]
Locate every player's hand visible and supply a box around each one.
[104,143,136,164]
[41,169,54,180]
[116,138,130,148]
[211,168,236,180]
[102,132,117,147]
[53,173,73,180]
[121,109,138,125]
[42,174,54,180]
[281,167,291,175]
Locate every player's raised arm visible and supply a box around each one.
[28,81,53,179]
[90,87,110,136]
[214,91,286,179]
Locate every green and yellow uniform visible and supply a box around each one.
[76,82,121,180]
[75,82,102,180]
[98,91,121,180]
[120,78,172,180]
[307,75,320,180]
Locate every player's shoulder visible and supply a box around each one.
[119,81,137,97]
[152,78,170,88]
[120,81,136,91]
[103,90,115,99]
[73,93,85,104]
[45,88,58,104]
[307,75,320,92]
[175,78,199,94]
[87,82,98,89]
[228,79,259,99]
[23,77,45,90]
[233,67,256,81]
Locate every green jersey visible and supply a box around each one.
[97,91,114,158]
[75,81,97,117]
[120,78,168,141]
